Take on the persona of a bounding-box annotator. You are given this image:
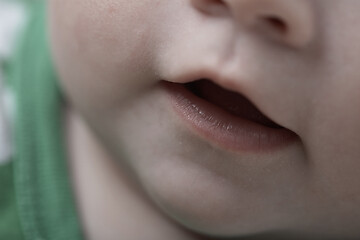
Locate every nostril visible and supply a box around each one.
[191,0,228,16]
[264,16,287,33]
[192,0,315,47]
[208,0,224,4]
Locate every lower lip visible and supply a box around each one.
[162,81,298,153]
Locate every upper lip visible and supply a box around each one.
[165,67,240,93]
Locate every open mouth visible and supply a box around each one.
[184,79,283,129]
[162,79,297,153]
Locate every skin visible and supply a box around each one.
[48,0,360,239]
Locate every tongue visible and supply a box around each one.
[186,80,282,128]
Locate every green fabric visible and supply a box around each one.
[0,162,23,240]
[7,1,83,240]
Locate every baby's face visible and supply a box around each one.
[49,0,360,238]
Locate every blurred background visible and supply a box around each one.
[0,0,26,164]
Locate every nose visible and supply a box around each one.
[190,0,315,48]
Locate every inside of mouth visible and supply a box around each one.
[184,79,283,129]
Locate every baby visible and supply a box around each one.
[2,0,360,239]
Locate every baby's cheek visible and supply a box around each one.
[304,79,360,208]
[49,0,159,111]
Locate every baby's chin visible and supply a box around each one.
[136,153,285,238]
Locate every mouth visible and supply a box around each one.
[185,79,283,129]
[162,79,298,153]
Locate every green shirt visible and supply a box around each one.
[0,1,83,239]
[0,161,23,239]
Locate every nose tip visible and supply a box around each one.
[191,0,315,48]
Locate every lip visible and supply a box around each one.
[162,81,299,153]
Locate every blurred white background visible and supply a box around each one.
[0,0,26,164]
